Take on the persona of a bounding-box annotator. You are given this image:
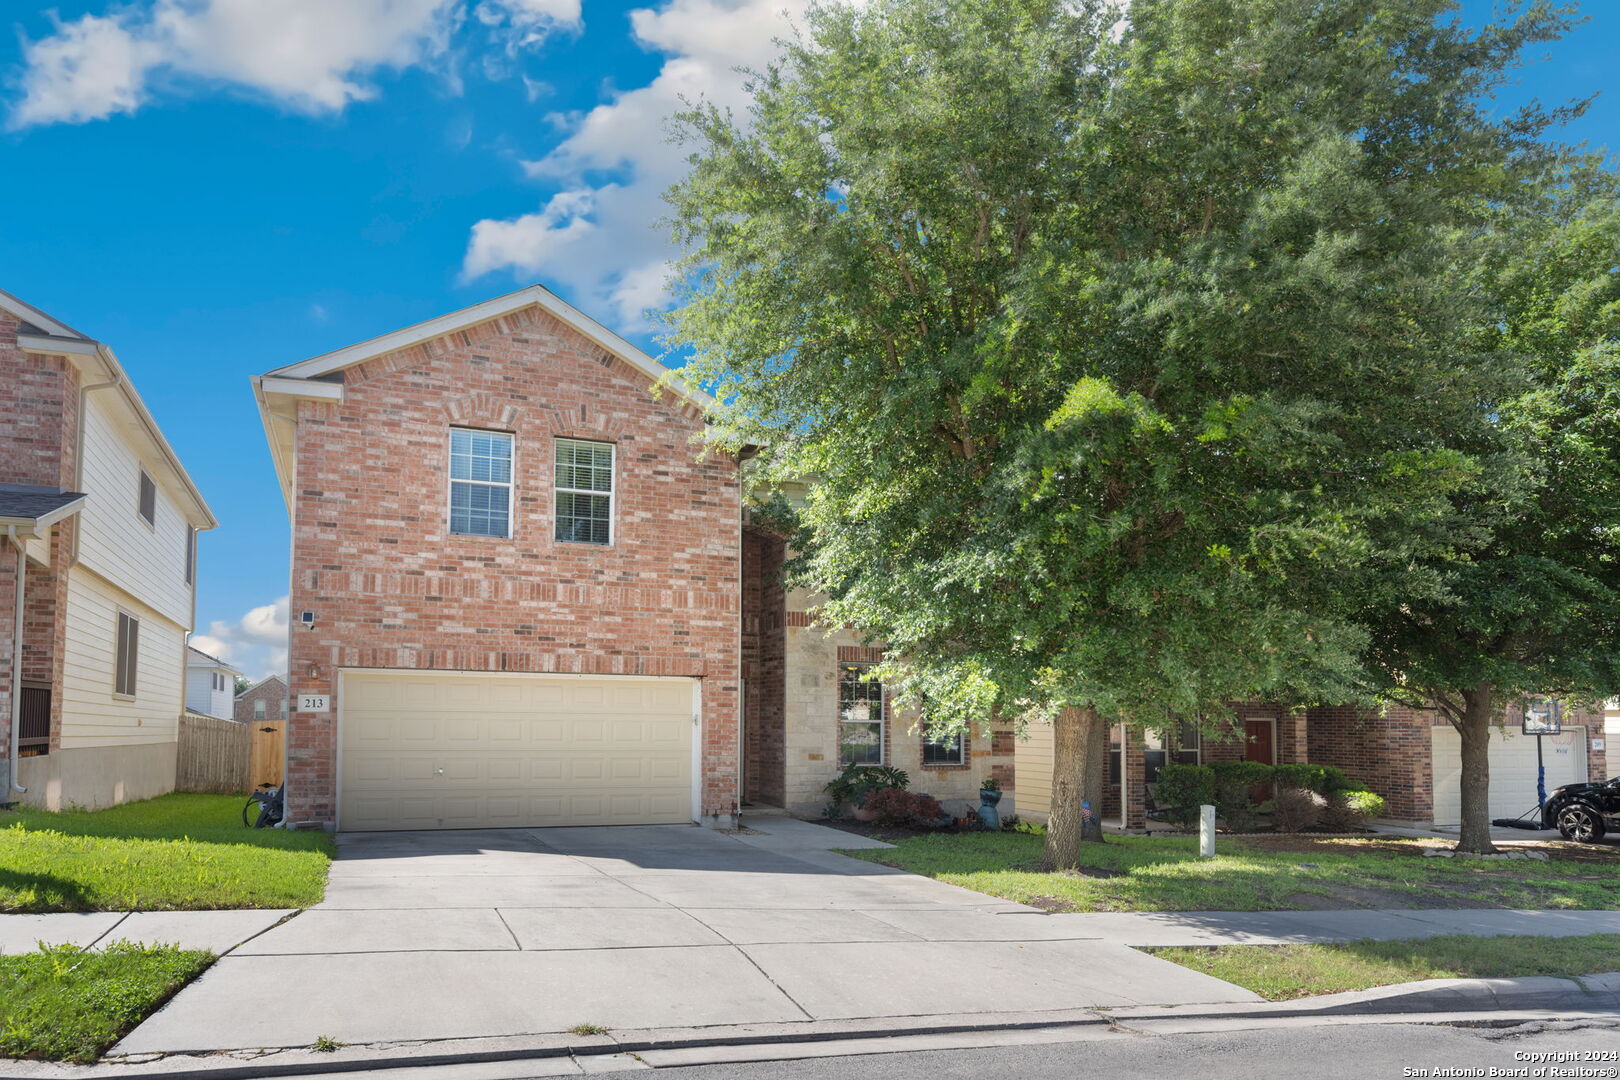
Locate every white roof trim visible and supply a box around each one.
[265,284,713,408]
[0,288,92,341]
[258,375,345,401]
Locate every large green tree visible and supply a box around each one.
[1360,170,1620,853]
[666,0,1581,866]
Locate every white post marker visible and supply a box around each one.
[1199,804,1216,857]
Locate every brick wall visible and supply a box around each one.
[284,305,741,826]
[1307,704,1434,822]
[233,675,289,724]
[1,312,79,760]
[741,528,785,806]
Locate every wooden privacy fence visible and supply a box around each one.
[176,713,285,793]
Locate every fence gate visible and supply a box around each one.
[248,720,286,790]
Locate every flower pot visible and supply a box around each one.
[979,789,1002,806]
[852,805,879,822]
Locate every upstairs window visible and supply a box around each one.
[115,612,140,697]
[184,526,196,584]
[137,470,156,526]
[254,699,266,719]
[555,439,614,545]
[449,428,513,538]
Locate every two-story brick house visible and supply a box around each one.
[233,673,289,725]
[1,289,216,809]
[255,286,743,831]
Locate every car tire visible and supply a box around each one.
[1555,804,1606,844]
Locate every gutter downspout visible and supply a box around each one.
[6,526,27,795]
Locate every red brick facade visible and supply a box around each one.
[282,304,741,827]
[0,310,79,764]
[233,674,289,724]
[741,528,786,806]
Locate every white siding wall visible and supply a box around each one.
[75,396,193,628]
[60,567,185,748]
[184,667,233,719]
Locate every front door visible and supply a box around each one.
[1244,719,1276,802]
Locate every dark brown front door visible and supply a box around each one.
[1244,719,1275,802]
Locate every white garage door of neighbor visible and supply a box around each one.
[340,671,696,831]
[1430,725,1586,826]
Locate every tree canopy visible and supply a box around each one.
[665,0,1598,863]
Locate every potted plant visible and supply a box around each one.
[977,776,1003,829]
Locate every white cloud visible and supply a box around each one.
[463,0,824,329]
[9,0,580,128]
[194,596,289,680]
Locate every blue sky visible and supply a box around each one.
[1,0,1615,679]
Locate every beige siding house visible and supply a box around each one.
[2,289,216,810]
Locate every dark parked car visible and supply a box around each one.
[1541,777,1620,842]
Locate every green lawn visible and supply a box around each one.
[841,830,1619,911]
[0,942,215,1062]
[0,793,334,913]
[1150,933,1620,1000]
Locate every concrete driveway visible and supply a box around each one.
[115,819,1254,1054]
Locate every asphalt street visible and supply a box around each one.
[646,1020,1620,1080]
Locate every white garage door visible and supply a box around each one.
[1430,725,1586,826]
[339,671,696,831]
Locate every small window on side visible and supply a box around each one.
[138,470,156,526]
[115,612,140,696]
[184,525,196,584]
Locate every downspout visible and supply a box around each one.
[7,526,27,795]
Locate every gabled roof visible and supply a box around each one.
[252,284,713,511]
[235,672,288,697]
[186,643,241,673]
[1,289,216,530]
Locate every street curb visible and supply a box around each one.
[11,976,1620,1079]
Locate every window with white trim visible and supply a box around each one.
[115,612,139,697]
[921,728,966,766]
[838,663,884,765]
[1143,722,1200,785]
[554,438,614,545]
[449,428,513,538]
[254,699,266,720]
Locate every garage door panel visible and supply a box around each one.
[1430,726,1586,826]
[340,672,695,831]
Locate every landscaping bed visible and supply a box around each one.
[1148,933,1620,1000]
[840,829,1620,911]
[0,942,214,1062]
[0,793,334,913]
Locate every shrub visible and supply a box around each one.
[1271,787,1327,832]
[1270,762,1355,796]
[980,776,1001,792]
[1153,764,1216,832]
[911,794,946,825]
[1209,761,1275,833]
[823,763,910,815]
[862,787,929,825]
[1323,790,1386,831]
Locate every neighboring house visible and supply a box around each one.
[0,289,216,810]
[255,286,741,831]
[233,673,289,725]
[184,644,241,720]
[1016,701,1609,829]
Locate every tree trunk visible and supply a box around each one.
[1045,705,1106,868]
[1455,683,1497,855]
